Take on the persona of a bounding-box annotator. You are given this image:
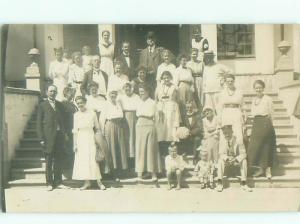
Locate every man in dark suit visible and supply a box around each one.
[139,31,162,87]
[37,85,67,191]
[180,101,203,162]
[80,55,109,98]
[115,41,137,81]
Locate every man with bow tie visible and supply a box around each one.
[115,41,137,81]
[80,55,108,99]
[139,31,162,87]
[179,101,203,161]
[37,85,68,191]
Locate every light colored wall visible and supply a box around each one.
[5,25,34,81]
[219,24,275,75]
[3,88,40,183]
[293,24,300,73]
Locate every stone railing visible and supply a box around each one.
[2,87,40,184]
[234,73,275,92]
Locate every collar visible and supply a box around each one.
[93,68,100,73]
[48,98,55,103]
[123,52,130,57]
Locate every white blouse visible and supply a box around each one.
[136,98,156,117]
[117,93,140,111]
[86,95,106,112]
[68,64,85,85]
[107,74,129,94]
[174,66,193,86]
[187,60,204,75]
[251,95,273,117]
[99,100,124,130]
[156,63,176,82]
[48,59,69,81]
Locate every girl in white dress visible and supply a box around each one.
[99,30,114,76]
[81,45,93,72]
[72,96,106,190]
[156,49,176,85]
[68,52,85,98]
[48,47,69,101]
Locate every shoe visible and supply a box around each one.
[56,184,70,189]
[167,185,172,190]
[266,167,272,179]
[216,184,223,192]
[175,185,181,190]
[241,184,253,192]
[200,183,206,189]
[46,185,54,191]
[97,180,106,190]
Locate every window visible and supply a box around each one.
[217,24,255,59]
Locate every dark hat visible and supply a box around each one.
[146,31,156,40]
[221,124,233,131]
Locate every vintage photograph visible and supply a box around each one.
[1,24,300,212]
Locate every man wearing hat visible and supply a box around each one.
[216,124,252,192]
[191,31,209,62]
[139,31,162,88]
[202,50,232,113]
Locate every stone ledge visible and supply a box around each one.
[279,80,300,90]
[4,87,40,96]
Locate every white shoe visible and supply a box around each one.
[216,184,223,192]
[46,185,54,191]
[241,185,252,192]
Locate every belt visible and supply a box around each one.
[138,115,153,120]
[74,81,82,84]
[106,118,123,122]
[254,115,268,118]
[124,110,136,112]
[98,94,106,99]
[179,80,192,84]
[223,104,240,108]
[192,73,202,77]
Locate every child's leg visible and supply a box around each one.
[175,169,182,190]
[167,171,173,190]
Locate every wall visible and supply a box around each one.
[219,24,275,75]
[5,25,34,83]
[3,88,40,184]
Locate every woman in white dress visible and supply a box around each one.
[68,52,85,98]
[81,45,93,72]
[156,49,176,85]
[99,30,114,76]
[86,82,106,119]
[218,74,245,144]
[107,62,129,94]
[72,96,106,190]
[48,47,69,101]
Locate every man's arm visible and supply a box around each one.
[36,103,45,142]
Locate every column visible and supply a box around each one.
[201,24,218,60]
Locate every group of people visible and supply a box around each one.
[37,30,277,192]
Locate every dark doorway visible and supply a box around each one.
[63,25,98,54]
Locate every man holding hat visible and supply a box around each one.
[216,124,252,192]
[139,31,162,88]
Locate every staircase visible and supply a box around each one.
[8,93,300,188]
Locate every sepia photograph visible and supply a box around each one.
[1,23,300,213]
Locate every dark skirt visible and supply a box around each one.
[247,116,277,169]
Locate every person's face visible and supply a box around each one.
[124,85,132,96]
[254,83,264,96]
[63,52,70,58]
[186,103,194,113]
[90,86,98,96]
[76,99,86,111]
[226,77,235,89]
[205,109,214,119]
[114,64,122,74]
[191,51,198,60]
[109,92,118,102]
[82,47,91,56]
[163,53,170,63]
[92,57,101,68]
[65,91,74,101]
[138,70,146,80]
[181,57,188,67]
[122,43,130,54]
[169,148,177,158]
[139,88,149,100]
[103,32,110,42]
[222,129,233,141]
[47,86,57,100]
[146,38,155,47]
[162,74,171,85]
[74,55,82,66]
[55,51,63,61]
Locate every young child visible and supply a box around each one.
[194,149,214,189]
[165,143,186,190]
[202,106,219,167]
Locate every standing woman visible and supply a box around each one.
[99,30,114,77]
[174,54,195,114]
[218,74,245,144]
[156,50,177,85]
[86,82,106,119]
[187,48,204,109]
[248,80,276,178]
[117,82,140,169]
[72,96,106,190]
[68,52,85,98]
[100,90,128,181]
[81,45,93,72]
[48,47,69,101]
[136,85,162,181]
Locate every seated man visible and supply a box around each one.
[216,125,252,192]
[165,143,186,190]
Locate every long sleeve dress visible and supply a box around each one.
[135,98,162,173]
[48,59,69,101]
[72,109,102,180]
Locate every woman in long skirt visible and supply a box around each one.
[100,90,128,181]
[72,96,106,190]
[99,30,114,77]
[117,82,139,168]
[135,84,162,181]
[247,80,277,179]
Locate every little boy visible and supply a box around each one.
[216,125,252,192]
[165,143,186,190]
[194,149,214,189]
